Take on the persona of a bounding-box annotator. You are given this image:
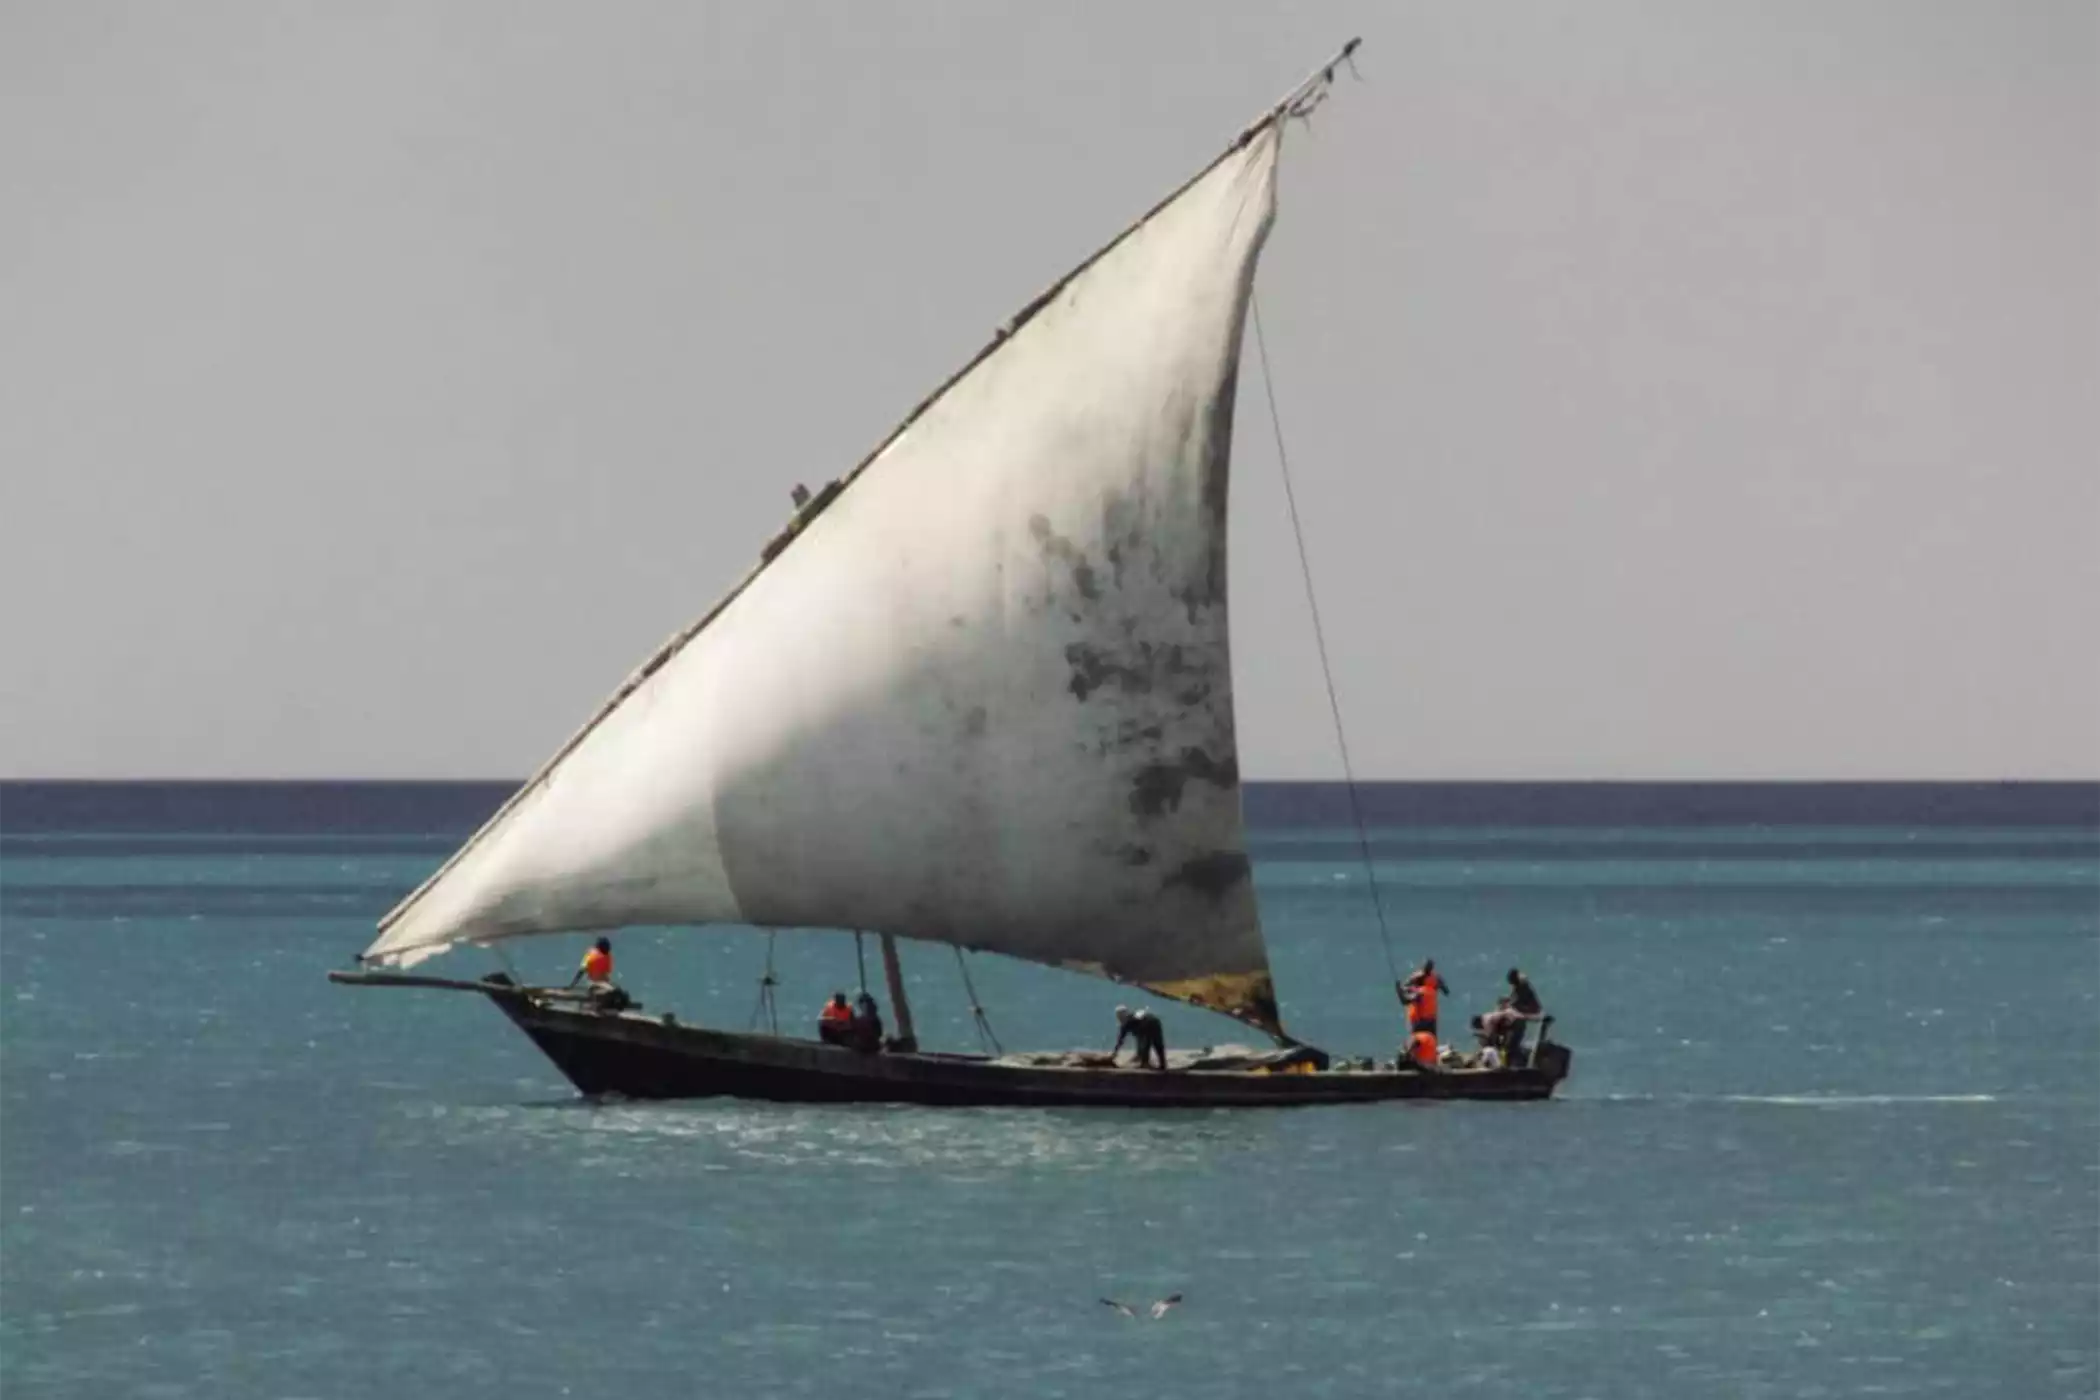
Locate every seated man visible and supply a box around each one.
[1475,1000,1521,1048]
[568,936,615,991]
[817,991,855,1047]
[564,936,631,1010]
[848,991,885,1054]
[1111,1005,1168,1071]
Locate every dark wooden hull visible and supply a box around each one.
[489,991,1571,1107]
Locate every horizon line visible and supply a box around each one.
[3,776,2095,788]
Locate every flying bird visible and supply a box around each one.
[1100,1293,1184,1320]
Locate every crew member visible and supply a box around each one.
[1399,959,1449,1040]
[1476,1000,1522,1056]
[1468,1016,1506,1069]
[849,991,885,1053]
[568,937,614,990]
[818,991,855,1047]
[1500,967,1544,1060]
[1395,959,1449,1069]
[1111,1005,1168,1071]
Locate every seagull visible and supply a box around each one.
[1100,1293,1183,1320]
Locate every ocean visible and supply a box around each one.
[2,781,2095,1399]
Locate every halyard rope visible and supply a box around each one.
[952,948,1003,1055]
[1250,292,1401,990]
[748,931,780,1034]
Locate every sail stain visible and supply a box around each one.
[1163,851,1252,899]
[1197,373,1239,528]
[1101,497,1147,590]
[1062,643,1138,701]
[1127,746,1238,816]
[1063,640,1197,704]
[1087,718,1168,764]
[1027,514,1103,601]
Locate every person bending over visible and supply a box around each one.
[1111,1005,1168,1071]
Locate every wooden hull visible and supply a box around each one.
[490,991,1571,1108]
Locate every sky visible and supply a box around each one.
[2,1,2093,781]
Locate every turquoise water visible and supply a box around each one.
[3,787,2096,1398]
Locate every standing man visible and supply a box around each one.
[1399,959,1449,1068]
[1400,959,1449,1038]
[1501,967,1544,1061]
[1111,1006,1168,1071]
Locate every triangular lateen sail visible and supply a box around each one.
[365,107,1297,1033]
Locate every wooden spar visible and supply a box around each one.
[329,966,615,1009]
[879,933,919,1052]
[328,969,523,995]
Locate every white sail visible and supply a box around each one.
[366,119,1290,1030]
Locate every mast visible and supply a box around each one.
[879,934,918,1052]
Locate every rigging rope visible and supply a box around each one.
[1250,292,1402,992]
[748,931,780,1034]
[854,931,869,995]
[951,948,1003,1055]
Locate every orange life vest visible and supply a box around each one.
[1408,976,1439,1032]
[1409,1030,1439,1067]
[581,948,613,982]
[819,1000,852,1024]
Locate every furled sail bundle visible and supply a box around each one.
[365,109,1299,1032]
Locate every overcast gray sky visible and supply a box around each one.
[2,1,2093,780]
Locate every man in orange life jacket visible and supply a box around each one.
[818,991,855,1047]
[1399,959,1450,1067]
[568,937,614,991]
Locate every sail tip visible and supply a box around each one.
[1242,37,1366,148]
